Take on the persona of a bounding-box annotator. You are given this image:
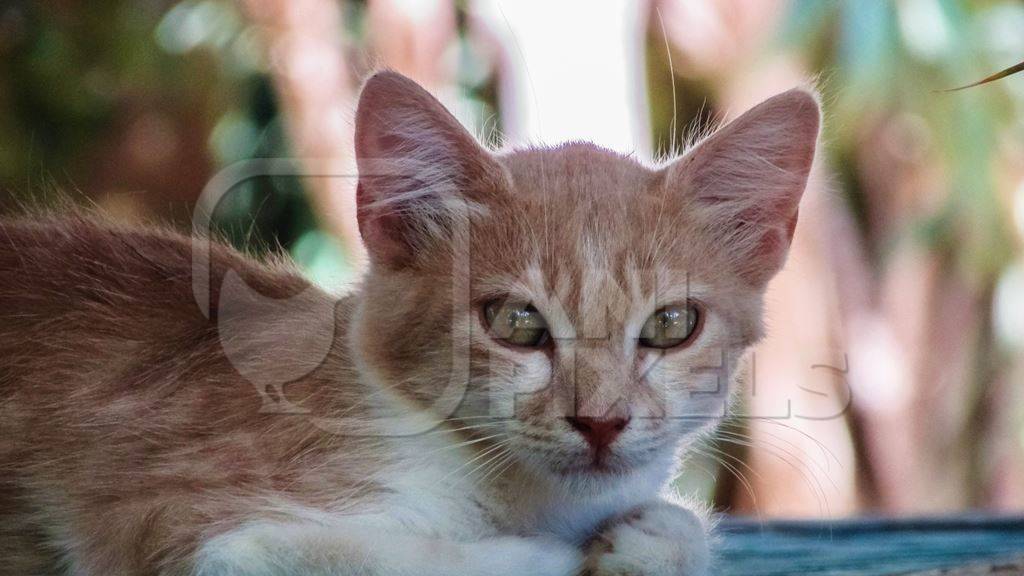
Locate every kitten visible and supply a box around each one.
[0,71,819,575]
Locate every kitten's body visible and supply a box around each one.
[0,72,820,575]
[0,215,677,575]
[0,218,368,573]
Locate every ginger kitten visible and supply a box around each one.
[0,71,820,575]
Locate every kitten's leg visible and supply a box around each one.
[194,520,583,576]
[583,500,711,576]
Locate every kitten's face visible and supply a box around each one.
[458,147,765,481]
[352,72,819,486]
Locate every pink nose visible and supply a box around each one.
[566,416,630,450]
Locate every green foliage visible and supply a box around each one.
[779,0,1022,280]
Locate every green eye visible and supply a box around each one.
[483,300,550,349]
[639,304,701,349]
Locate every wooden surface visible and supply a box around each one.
[716,516,1024,575]
[905,557,1024,575]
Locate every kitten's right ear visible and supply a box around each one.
[661,88,821,286]
[354,70,507,269]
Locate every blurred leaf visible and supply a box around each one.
[291,229,355,291]
[839,1,898,97]
[778,0,840,47]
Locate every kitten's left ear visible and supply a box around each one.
[662,88,821,286]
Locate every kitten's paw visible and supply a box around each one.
[584,501,710,576]
[475,536,584,576]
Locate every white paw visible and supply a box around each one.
[584,501,710,576]
[194,524,287,576]
[472,536,585,576]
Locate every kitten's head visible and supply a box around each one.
[351,71,819,487]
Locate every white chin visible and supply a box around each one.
[554,453,638,478]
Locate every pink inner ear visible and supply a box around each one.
[786,210,799,242]
[355,181,413,269]
[747,208,801,284]
[720,204,801,286]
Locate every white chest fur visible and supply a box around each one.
[378,429,676,544]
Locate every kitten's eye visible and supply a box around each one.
[483,300,550,349]
[639,304,701,350]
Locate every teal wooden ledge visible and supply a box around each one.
[716,516,1024,575]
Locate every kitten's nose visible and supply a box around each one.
[566,416,630,450]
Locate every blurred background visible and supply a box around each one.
[1,0,1022,518]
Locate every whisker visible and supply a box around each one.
[691,445,761,517]
[714,429,833,517]
[477,449,517,488]
[458,443,514,485]
[425,422,505,436]
[440,439,512,485]
[716,424,840,498]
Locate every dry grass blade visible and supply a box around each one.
[938,60,1024,92]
